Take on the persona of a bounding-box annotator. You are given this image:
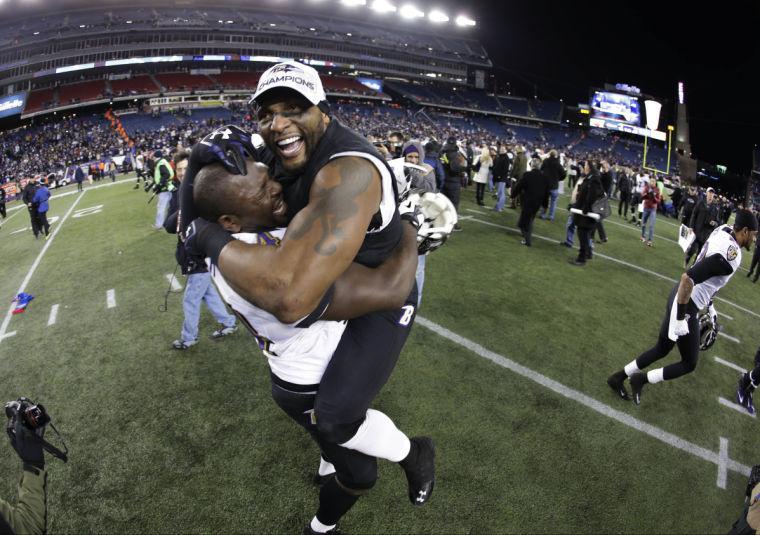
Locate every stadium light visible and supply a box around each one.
[428,9,449,23]
[371,0,397,14]
[455,15,476,27]
[644,99,662,131]
[341,0,366,6]
[399,4,424,19]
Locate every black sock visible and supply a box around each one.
[316,477,360,527]
[398,438,419,471]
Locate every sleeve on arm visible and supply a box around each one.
[687,253,734,283]
[0,467,47,535]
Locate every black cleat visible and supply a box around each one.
[629,373,647,405]
[607,371,630,401]
[303,525,340,535]
[402,437,435,506]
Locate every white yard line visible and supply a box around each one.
[465,208,489,215]
[717,438,729,489]
[464,216,760,320]
[0,192,86,345]
[718,397,756,419]
[0,332,16,341]
[106,289,116,309]
[458,215,474,221]
[718,311,734,321]
[416,315,751,486]
[47,304,59,326]
[718,332,741,344]
[714,356,746,374]
[166,273,183,292]
[1,209,22,226]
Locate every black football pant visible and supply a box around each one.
[634,286,700,380]
[313,285,418,446]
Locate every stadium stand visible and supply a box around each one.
[109,75,160,97]
[154,73,216,93]
[23,88,56,113]
[57,80,106,106]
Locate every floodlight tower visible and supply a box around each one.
[674,81,697,183]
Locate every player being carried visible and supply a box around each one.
[607,209,758,405]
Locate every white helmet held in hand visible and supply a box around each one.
[407,191,458,254]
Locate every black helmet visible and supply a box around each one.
[698,311,717,351]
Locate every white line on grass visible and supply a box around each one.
[718,397,756,419]
[0,192,86,345]
[464,216,760,320]
[47,304,59,326]
[166,273,183,292]
[416,315,752,485]
[0,332,16,341]
[3,177,134,216]
[717,437,729,489]
[718,311,734,321]
[718,332,741,344]
[714,356,746,374]
[1,209,22,226]
[106,289,116,309]
[466,208,489,215]
[458,215,474,221]
[554,206,680,245]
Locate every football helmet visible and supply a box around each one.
[414,192,458,255]
[389,157,430,201]
[698,310,718,351]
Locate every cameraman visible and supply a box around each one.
[729,464,760,534]
[1,415,47,534]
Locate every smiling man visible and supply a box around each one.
[182,61,435,534]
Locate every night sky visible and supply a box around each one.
[470,0,760,173]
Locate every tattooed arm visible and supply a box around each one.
[217,156,381,323]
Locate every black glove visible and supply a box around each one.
[183,217,233,266]
[179,125,257,237]
[7,418,44,469]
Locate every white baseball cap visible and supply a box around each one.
[251,60,327,107]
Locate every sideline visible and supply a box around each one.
[462,215,760,320]
[0,191,87,344]
[416,315,751,487]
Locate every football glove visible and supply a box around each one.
[708,302,719,330]
[672,318,690,338]
[417,192,458,255]
[398,192,425,232]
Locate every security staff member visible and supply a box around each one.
[1,413,47,535]
[152,150,175,230]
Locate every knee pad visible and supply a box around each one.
[315,417,364,445]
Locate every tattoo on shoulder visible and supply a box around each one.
[287,157,376,256]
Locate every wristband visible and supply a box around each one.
[676,303,686,321]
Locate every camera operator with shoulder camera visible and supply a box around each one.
[1,398,66,535]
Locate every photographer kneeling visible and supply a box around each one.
[1,401,48,535]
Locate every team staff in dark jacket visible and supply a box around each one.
[21,180,41,239]
[512,157,552,247]
[538,150,565,221]
[617,169,632,217]
[685,187,719,267]
[570,161,604,266]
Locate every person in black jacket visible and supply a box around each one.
[441,137,466,231]
[512,157,551,246]
[617,168,632,218]
[679,185,699,226]
[538,150,565,221]
[21,179,41,239]
[0,184,6,220]
[569,161,604,266]
[163,149,237,349]
[685,187,719,267]
[492,145,511,212]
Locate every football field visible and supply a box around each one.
[0,177,757,533]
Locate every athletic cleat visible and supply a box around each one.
[212,324,237,339]
[302,525,340,534]
[736,375,756,415]
[629,372,647,405]
[607,371,630,401]
[402,437,435,506]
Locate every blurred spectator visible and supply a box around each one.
[569,161,604,266]
[492,144,511,213]
[640,176,661,247]
[511,157,551,247]
[685,187,719,267]
[538,149,565,221]
[472,144,492,207]
[32,180,51,239]
[441,137,466,231]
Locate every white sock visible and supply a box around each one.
[339,409,411,463]
[318,456,335,477]
[647,368,664,384]
[310,517,336,534]
[624,360,641,377]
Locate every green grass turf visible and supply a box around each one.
[0,178,758,533]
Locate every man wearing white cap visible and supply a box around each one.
[180,60,434,533]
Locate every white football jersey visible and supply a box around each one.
[635,174,648,194]
[208,229,347,385]
[690,224,742,309]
